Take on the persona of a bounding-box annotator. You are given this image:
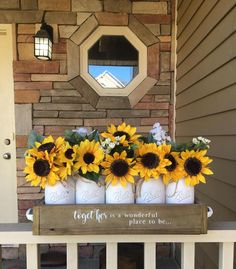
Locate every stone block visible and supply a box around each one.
[134,102,169,109]
[147,43,160,79]
[33,125,44,134]
[15,90,40,103]
[18,186,41,193]
[129,77,157,107]
[14,73,31,81]
[84,118,122,126]
[132,2,167,14]
[53,41,67,54]
[17,34,34,43]
[82,104,96,111]
[59,111,106,118]
[151,109,169,117]
[18,24,35,34]
[104,0,131,13]
[129,15,158,46]
[21,0,38,10]
[45,126,75,135]
[77,12,91,25]
[60,60,67,74]
[14,81,52,90]
[31,74,68,81]
[52,96,86,103]
[95,12,128,25]
[40,96,51,102]
[0,11,43,23]
[38,0,70,11]
[53,82,74,89]
[40,89,81,97]
[160,42,171,51]
[155,94,170,102]
[148,85,171,95]
[67,39,80,80]
[18,43,34,60]
[17,193,45,200]
[72,0,102,12]
[16,135,28,148]
[33,111,58,118]
[160,52,170,72]
[59,25,78,38]
[123,118,141,126]
[0,0,19,9]
[70,76,99,108]
[45,12,77,25]
[159,36,171,42]
[96,96,130,109]
[137,125,153,134]
[161,24,171,35]
[15,104,32,135]
[107,109,149,118]
[14,60,59,74]
[70,15,98,45]
[145,24,160,36]
[33,118,83,126]
[140,95,154,102]
[33,103,82,110]
[134,14,171,24]
[141,117,168,125]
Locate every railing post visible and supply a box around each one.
[0,244,2,269]
[26,244,39,269]
[144,242,156,269]
[219,242,234,269]
[67,243,78,269]
[106,242,117,269]
[181,242,195,269]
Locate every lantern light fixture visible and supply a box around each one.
[34,11,53,60]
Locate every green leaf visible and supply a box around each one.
[27,130,44,149]
[80,171,100,184]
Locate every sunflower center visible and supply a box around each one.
[33,159,50,177]
[65,149,74,160]
[184,157,202,176]
[165,154,177,172]
[110,159,129,177]
[83,152,95,164]
[141,152,160,169]
[114,131,130,141]
[38,142,55,153]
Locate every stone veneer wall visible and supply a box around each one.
[0,0,175,222]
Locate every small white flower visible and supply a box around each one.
[105,138,111,144]
[73,127,89,136]
[115,136,121,141]
[109,142,116,149]
[192,138,199,144]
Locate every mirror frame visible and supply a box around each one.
[80,26,147,96]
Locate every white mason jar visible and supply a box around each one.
[106,182,134,204]
[166,178,194,204]
[136,177,165,204]
[75,175,105,204]
[45,176,76,205]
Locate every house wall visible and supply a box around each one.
[176,0,236,268]
[0,0,175,222]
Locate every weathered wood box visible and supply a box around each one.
[33,204,207,235]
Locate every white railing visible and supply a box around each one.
[0,222,235,269]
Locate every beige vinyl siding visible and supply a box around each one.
[176,0,236,221]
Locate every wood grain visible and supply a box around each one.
[33,204,207,235]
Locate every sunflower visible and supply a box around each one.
[32,135,65,155]
[179,150,213,186]
[73,139,104,174]
[160,144,185,185]
[101,122,140,147]
[56,142,78,180]
[101,151,137,187]
[134,143,171,181]
[24,151,59,189]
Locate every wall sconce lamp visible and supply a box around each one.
[34,11,53,60]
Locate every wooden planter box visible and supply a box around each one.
[33,204,207,235]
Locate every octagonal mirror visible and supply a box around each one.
[80,26,147,97]
[88,35,139,89]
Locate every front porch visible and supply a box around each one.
[0,222,235,269]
